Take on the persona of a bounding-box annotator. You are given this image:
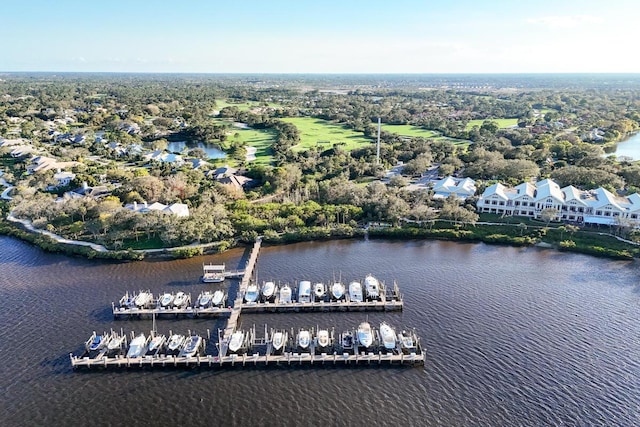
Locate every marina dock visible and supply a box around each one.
[72,236,425,370]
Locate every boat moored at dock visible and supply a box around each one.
[379,322,396,350]
[364,275,380,301]
[357,322,374,349]
[134,291,153,308]
[298,281,311,303]
[261,281,277,301]
[166,334,186,355]
[271,330,287,354]
[297,329,311,351]
[159,293,174,308]
[244,283,259,304]
[279,284,292,303]
[126,333,149,358]
[85,332,110,352]
[179,335,204,357]
[315,329,331,352]
[349,281,363,302]
[330,282,345,301]
[313,283,326,301]
[202,263,225,283]
[212,290,225,307]
[172,292,189,309]
[197,291,214,308]
[228,330,246,354]
[146,335,166,356]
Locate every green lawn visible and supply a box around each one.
[280,117,373,152]
[380,124,439,138]
[209,119,276,166]
[214,99,280,112]
[465,118,519,130]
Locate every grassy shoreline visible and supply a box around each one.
[2,216,638,261]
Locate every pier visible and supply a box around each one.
[72,236,425,370]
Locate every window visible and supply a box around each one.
[605,212,611,216]
[515,201,520,206]
[596,210,602,216]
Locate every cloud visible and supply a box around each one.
[527,14,602,29]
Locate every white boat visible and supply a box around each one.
[107,333,126,354]
[202,263,225,283]
[279,284,292,303]
[349,281,363,302]
[313,283,326,301]
[364,274,380,300]
[316,329,331,351]
[212,290,225,307]
[261,281,277,301]
[197,291,213,308]
[159,293,174,308]
[244,283,259,303]
[146,335,166,355]
[398,330,416,352]
[297,329,311,350]
[179,335,203,357]
[228,331,245,353]
[119,292,135,308]
[379,322,397,350]
[167,334,186,354]
[330,282,345,300]
[85,332,110,352]
[126,333,148,358]
[298,280,311,303]
[134,291,153,308]
[271,330,287,353]
[173,292,188,308]
[357,322,373,348]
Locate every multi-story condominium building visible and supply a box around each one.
[477,178,640,225]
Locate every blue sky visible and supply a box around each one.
[2,0,637,73]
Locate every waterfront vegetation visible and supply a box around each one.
[2,74,640,259]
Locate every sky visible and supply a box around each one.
[2,0,638,74]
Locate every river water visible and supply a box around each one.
[610,132,640,160]
[1,236,639,426]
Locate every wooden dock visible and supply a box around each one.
[240,300,402,312]
[112,303,233,318]
[69,349,424,369]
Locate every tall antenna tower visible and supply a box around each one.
[376,117,381,164]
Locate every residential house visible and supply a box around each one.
[431,176,476,200]
[125,200,189,217]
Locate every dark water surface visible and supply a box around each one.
[1,236,640,426]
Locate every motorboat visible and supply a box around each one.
[126,333,148,358]
[167,334,186,355]
[244,283,259,303]
[330,282,345,300]
[212,290,225,307]
[119,292,135,309]
[298,280,311,303]
[313,283,326,301]
[316,329,331,351]
[398,330,417,353]
[202,263,225,283]
[297,329,311,350]
[341,330,354,351]
[228,331,245,354]
[349,281,363,302]
[379,322,397,350]
[134,291,153,308]
[364,274,380,300]
[106,333,126,355]
[197,291,213,308]
[179,335,203,357]
[106,334,126,355]
[159,293,174,308]
[261,281,277,301]
[145,335,166,356]
[279,284,292,303]
[271,330,287,353]
[357,322,373,349]
[85,332,110,352]
[173,292,188,308]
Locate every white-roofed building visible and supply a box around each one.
[477,178,640,225]
[431,176,476,200]
[125,201,189,217]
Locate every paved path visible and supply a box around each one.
[6,214,108,252]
